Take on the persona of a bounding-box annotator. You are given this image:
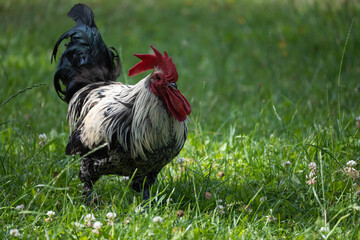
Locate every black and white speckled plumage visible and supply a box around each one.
[67,75,188,194]
[52,4,189,200]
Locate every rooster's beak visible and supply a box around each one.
[167,82,178,90]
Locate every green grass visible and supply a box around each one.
[1,0,360,239]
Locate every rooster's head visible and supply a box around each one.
[129,45,191,122]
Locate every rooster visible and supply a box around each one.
[51,4,191,201]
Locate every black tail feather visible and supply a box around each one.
[67,3,96,27]
[52,4,121,103]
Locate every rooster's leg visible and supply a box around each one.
[83,183,93,203]
[79,157,100,203]
[131,173,158,202]
[142,187,150,201]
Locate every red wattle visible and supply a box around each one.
[163,87,191,122]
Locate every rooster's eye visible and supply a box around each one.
[155,75,161,81]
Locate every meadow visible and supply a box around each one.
[1,0,360,239]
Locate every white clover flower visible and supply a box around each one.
[73,222,84,229]
[265,214,277,222]
[135,206,145,213]
[38,133,48,146]
[282,161,291,167]
[45,210,56,222]
[260,197,267,203]
[320,226,329,233]
[84,213,95,222]
[217,204,225,214]
[93,221,102,230]
[10,229,20,237]
[347,160,357,167]
[306,175,317,185]
[15,204,24,211]
[153,216,163,223]
[47,211,56,217]
[343,167,360,179]
[176,157,185,164]
[306,162,318,185]
[121,176,129,181]
[308,162,317,169]
[106,212,116,220]
[84,213,95,227]
[217,199,223,203]
[92,221,102,234]
[309,170,317,178]
[265,209,277,222]
[39,133,47,140]
[218,205,224,210]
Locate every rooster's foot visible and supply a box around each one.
[141,187,151,207]
[83,184,94,204]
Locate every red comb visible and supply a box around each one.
[128,45,178,81]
